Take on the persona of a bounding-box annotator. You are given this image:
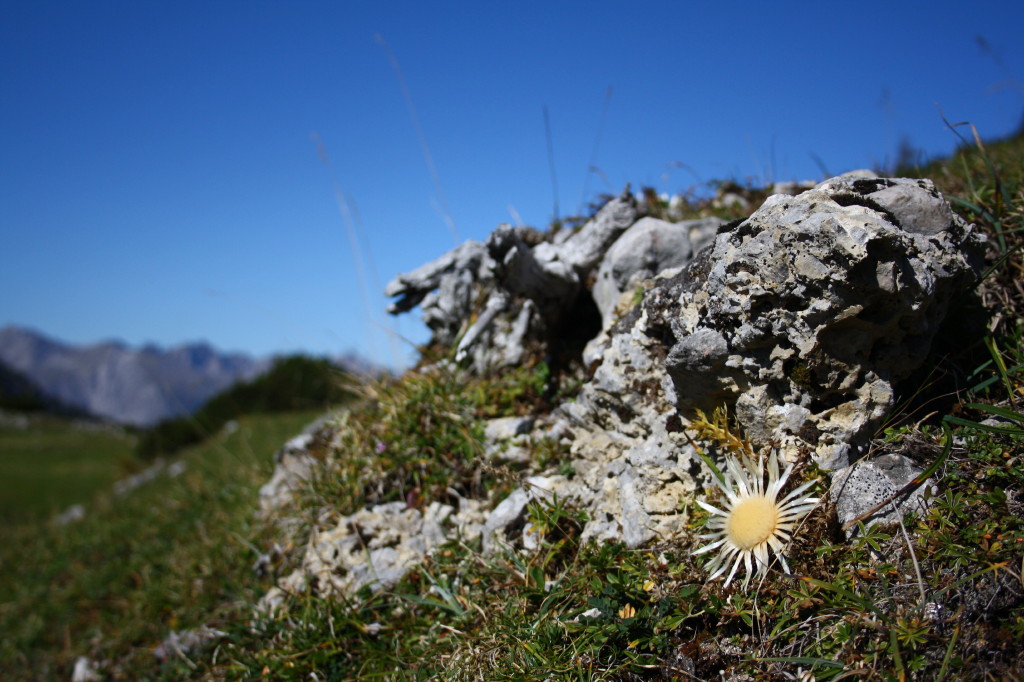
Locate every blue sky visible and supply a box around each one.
[2,1,1022,368]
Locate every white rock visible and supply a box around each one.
[56,504,86,525]
[71,657,101,682]
[592,217,722,328]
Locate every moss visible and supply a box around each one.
[789,360,814,389]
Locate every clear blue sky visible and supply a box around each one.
[3,1,1022,368]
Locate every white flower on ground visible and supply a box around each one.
[693,450,819,588]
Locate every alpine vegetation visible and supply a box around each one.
[6,130,1024,680]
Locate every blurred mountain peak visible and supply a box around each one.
[0,325,270,427]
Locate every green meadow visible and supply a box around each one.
[0,409,324,680]
[0,417,135,523]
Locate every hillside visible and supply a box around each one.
[0,409,324,679]
[3,127,1023,680]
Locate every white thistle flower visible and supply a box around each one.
[693,450,819,588]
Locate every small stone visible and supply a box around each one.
[71,657,101,682]
[831,453,935,536]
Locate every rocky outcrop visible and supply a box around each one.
[388,173,983,471]
[260,499,484,611]
[384,188,640,373]
[261,172,986,606]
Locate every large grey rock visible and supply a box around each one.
[558,188,639,272]
[816,176,956,237]
[385,240,490,346]
[484,226,580,324]
[653,173,984,469]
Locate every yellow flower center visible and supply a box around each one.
[727,496,779,550]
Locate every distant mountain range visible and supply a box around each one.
[0,358,92,418]
[0,326,272,427]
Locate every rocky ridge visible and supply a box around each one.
[258,172,985,607]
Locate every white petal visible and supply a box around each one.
[740,551,753,588]
[695,499,727,516]
[723,553,743,588]
[770,464,794,497]
[779,480,818,506]
[693,538,728,555]
[753,454,766,495]
[767,450,781,485]
[754,543,769,571]
[698,531,726,540]
[727,461,748,497]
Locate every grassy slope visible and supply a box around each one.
[212,131,1022,680]
[0,409,324,681]
[2,129,1022,681]
[0,417,135,523]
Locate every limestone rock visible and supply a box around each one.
[831,453,936,537]
[71,657,101,682]
[261,500,471,609]
[258,416,334,516]
[481,476,567,553]
[553,304,700,547]
[771,179,816,196]
[385,240,491,346]
[592,216,724,328]
[483,416,536,464]
[557,188,639,272]
[56,504,86,525]
[386,188,638,373]
[651,173,984,468]
[481,488,530,554]
[153,626,228,662]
